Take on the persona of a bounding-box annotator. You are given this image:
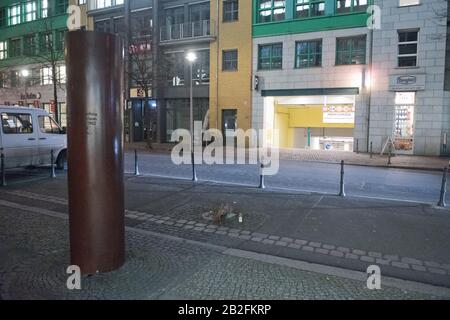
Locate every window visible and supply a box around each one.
[258,0,286,23]
[0,41,7,60]
[40,33,53,53]
[398,30,418,67]
[95,19,111,33]
[1,113,34,134]
[78,0,87,4]
[336,0,368,14]
[295,0,325,18]
[41,67,53,85]
[24,35,36,56]
[9,4,21,26]
[0,8,7,27]
[39,116,61,134]
[399,0,419,6]
[56,30,66,51]
[58,65,66,84]
[10,71,19,87]
[25,1,37,22]
[192,49,210,85]
[258,43,282,70]
[56,0,69,14]
[9,39,21,58]
[223,0,239,22]
[167,52,185,86]
[336,35,366,65]
[222,50,238,71]
[41,0,48,18]
[295,40,322,68]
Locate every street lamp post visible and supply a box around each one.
[20,70,30,106]
[186,51,198,182]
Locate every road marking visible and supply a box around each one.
[1,198,450,298]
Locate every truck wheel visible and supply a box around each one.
[56,151,67,170]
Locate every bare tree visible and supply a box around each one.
[25,17,66,123]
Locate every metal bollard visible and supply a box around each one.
[370,141,373,159]
[134,149,140,176]
[191,150,197,182]
[387,144,392,165]
[437,167,448,207]
[338,160,346,197]
[356,139,359,154]
[1,149,6,187]
[258,163,265,189]
[50,150,56,178]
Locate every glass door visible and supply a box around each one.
[393,92,415,154]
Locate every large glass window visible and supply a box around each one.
[9,39,21,58]
[258,0,286,23]
[223,0,239,22]
[166,51,185,86]
[0,8,6,27]
[296,0,325,18]
[258,43,283,70]
[192,49,210,85]
[336,35,366,65]
[1,113,34,134]
[398,30,418,67]
[394,92,415,152]
[41,67,53,85]
[295,40,322,68]
[41,0,48,18]
[222,49,238,71]
[24,35,36,56]
[8,4,21,26]
[25,1,37,22]
[336,0,368,14]
[0,41,7,60]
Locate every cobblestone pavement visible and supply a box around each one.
[1,206,448,299]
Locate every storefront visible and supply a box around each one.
[270,95,356,151]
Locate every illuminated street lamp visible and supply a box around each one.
[185,51,198,182]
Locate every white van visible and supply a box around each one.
[0,106,67,170]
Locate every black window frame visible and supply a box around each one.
[223,0,239,22]
[222,49,238,71]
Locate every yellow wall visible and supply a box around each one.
[209,0,252,132]
[275,104,355,129]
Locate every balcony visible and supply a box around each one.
[160,20,215,45]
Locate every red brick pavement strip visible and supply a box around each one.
[3,190,450,278]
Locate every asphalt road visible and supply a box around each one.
[125,152,450,205]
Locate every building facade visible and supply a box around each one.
[0,0,81,128]
[209,0,253,136]
[252,0,450,156]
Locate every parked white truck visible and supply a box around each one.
[0,106,67,169]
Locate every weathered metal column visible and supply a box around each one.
[66,31,125,274]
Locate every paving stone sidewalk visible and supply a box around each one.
[1,174,449,288]
[1,206,448,299]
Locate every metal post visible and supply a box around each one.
[1,149,6,187]
[134,149,140,176]
[388,144,392,165]
[50,149,56,178]
[370,141,373,159]
[338,160,346,197]
[437,167,448,207]
[66,31,125,274]
[189,62,197,182]
[356,139,359,154]
[258,162,265,189]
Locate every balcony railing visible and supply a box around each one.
[160,20,215,43]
